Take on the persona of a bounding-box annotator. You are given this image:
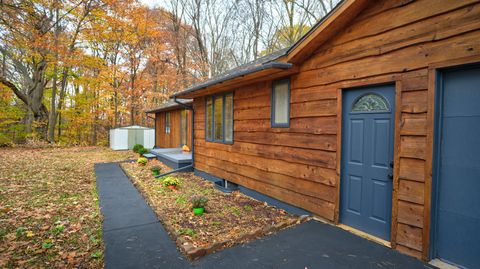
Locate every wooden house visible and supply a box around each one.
[146,99,193,149]
[172,0,480,267]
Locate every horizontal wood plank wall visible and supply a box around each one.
[192,0,480,260]
[395,70,428,259]
[155,109,192,149]
[155,112,165,147]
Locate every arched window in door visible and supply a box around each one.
[352,93,390,112]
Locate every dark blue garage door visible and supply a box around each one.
[434,65,480,269]
[341,85,395,240]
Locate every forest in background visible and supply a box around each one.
[0,0,338,146]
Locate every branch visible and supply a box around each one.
[0,75,29,106]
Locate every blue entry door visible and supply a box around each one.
[341,85,395,240]
[434,65,480,269]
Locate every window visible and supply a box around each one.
[165,112,171,134]
[180,109,187,146]
[352,93,390,113]
[224,94,233,143]
[214,96,223,141]
[206,98,213,140]
[271,78,290,127]
[205,93,233,143]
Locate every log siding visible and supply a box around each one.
[190,0,480,261]
[155,109,192,149]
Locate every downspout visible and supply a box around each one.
[173,97,195,170]
[155,164,193,178]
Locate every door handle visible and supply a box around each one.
[389,161,394,168]
[388,173,393,180]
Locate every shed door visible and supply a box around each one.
[434,65,480,268]
[128,129,136,149]
[341,85,395,240]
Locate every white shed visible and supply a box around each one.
[109,125,154,150]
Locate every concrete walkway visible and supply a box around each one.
[95,162,435,269]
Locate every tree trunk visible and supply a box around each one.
[56,67,69,138]
[47,7,60,143]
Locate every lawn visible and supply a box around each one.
[121,159,304,259]
[0,147,134,268]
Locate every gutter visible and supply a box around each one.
[173,97,195,170]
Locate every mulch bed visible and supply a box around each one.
[120,159,308,259]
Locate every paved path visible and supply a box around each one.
[95,162,435,269]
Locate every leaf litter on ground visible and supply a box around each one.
[0,146,134,268]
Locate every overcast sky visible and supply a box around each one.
[140,0,168,8]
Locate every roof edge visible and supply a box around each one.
[286,0,368,63]
[145,100,193,114]
[172,62,293,98]
[286,0,348,55]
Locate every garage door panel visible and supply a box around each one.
[443,67,480,116]
[436,213,480,268]
[435,65,480,269]
[439,169,480,218]
[442,116,480,165]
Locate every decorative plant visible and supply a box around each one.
[191,195,208,208]
[133,144,144,153]
[151,166,161,176]
[191,195,208,215]
[138,148,149,156]
[162,176,180,189]
[137,157,148,166]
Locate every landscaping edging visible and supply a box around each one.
[119,165,311,260]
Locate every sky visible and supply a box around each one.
[140,0,168,8]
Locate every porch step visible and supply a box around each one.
[143,153,156,159]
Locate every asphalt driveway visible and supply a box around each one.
[95,162,435,269]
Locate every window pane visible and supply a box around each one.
[165,112,171,134]
[352,93,389,112]
[224,94,233,142]
[273,80,289,125]
[180,109,187,146]
[206,97,213,140]
[214,96,224,141]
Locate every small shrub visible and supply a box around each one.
[191,195,208,209]
[137,157,148,166]
[132,144,144,153]
[138,148,149,155]
[162,176,180,187]
[150,166,161,172]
